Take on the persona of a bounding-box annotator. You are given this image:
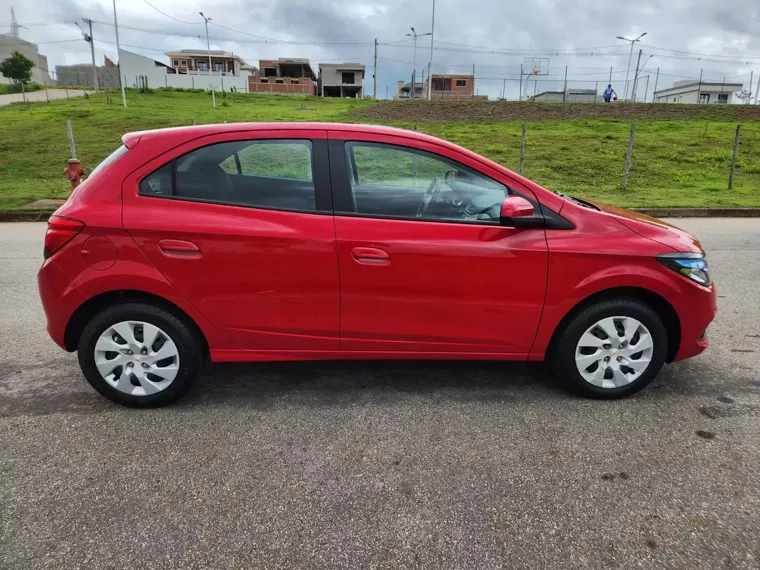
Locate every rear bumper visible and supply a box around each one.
[37,258,85,350]
[672,282,717,361]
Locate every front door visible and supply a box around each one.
[122,130,339,352]
[328,133,548,355]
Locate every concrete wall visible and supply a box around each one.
[56,64,120,88]
[118,49,167,90]
[249,77,315,95]
[166,73,249,92]
[533,91,598,102]
[0,34,53,85]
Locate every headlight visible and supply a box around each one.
[657,253,711,286]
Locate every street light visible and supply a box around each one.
[406,27,431,99]
[617,32,647,100]
[427,0,436,100]
[199,11,216,108]
[112,0,126,107]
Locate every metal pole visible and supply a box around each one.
[594,81,598,103]
[644,75,650,103]
[623,41,635,100]
[112,0,126,107]
[632,49,642,102]
[519,124,526,175]
[519,64,523,101]
[502,78,506,100]
[411,33,417,99]
[755,71,760,104]
[609,66,613,85]
[427,0,436,100]
[653,68,659,101]
[66,120,76,159]
[373,38,378,98]
[200,13,215,108]
[698,69,703,103]
[472,63,475,99]
[563,65,568,102]
[623,124,635,189]
[84,19,98,91]
[748,71,753,104]
[729,125,741,189]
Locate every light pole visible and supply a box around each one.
[617,32,647,100]
[406,27,431,99]
[199,12,216,108]
[112,0,127,107]
[633,54,653,102]
[427,0,436,100]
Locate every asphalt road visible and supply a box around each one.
[0,89,92,107]
[1,220,759,570]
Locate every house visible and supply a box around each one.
[653,80,743,104]
[531,89,598,102]
[425,73,475,99]
[55,58,120,88]
[165,49,249,76]
[396,80,425,99]
[0,34,53,85]
[318,63,365,98]
[249,58,317,95]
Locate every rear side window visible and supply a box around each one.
[87,145,128,179]
[139,139,315,211]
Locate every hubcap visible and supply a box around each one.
[94,321,180,396]
[575,316,654,389]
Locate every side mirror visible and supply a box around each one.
[500,195,534,225]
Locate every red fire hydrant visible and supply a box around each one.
[64,158,87,190]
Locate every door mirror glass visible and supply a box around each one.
[500,195,534,223]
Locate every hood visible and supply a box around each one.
[589,201,704,254]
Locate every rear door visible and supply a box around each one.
[328,131,549,355]
[122,129,339,352]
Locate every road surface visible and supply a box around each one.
[1,220,758,569]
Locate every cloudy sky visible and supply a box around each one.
[2,0,759,100]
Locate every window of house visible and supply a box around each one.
[456,79,467,87]
[276,78,284,84]
[718,93,729,103]
[342,72,355,85]
[173,59,179,67]
[343,142,507,223]
[197,61,208,71]
[213,62,223,72]
[139,140,315,211]
[699,93,710,104]
[264,68,277,77]
[180,60,187,67]
[292,79,299,84]
[432,78,452,91]
[260,78,269,83]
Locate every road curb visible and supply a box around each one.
[2,207,760,222]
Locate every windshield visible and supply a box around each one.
[86,145,128,180]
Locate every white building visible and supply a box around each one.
[0,34,53,85]
[653,80,743,104]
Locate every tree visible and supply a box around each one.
[735,89,752,104]
[0,51,35,102]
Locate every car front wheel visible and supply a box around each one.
[78,303,203,407]
[552,298,668,398]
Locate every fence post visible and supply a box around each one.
[729,124,741,189]
[45,85,50,103]
[563,66,568,102]
[594,81,598,103]
[192,77,195,89]
[519,124,527,175]
[623,124,636,189]
[66,120,77,159]
[65,87,69,99]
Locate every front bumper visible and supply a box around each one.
[672,282,717,361]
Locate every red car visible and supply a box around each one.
[38,123,717,407]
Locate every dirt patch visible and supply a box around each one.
[350,100,760,123]
[20,199,66,209]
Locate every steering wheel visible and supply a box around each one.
[416,177,442,218]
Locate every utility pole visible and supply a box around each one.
[617,32,647,100]
[653,67,660,101]
[427,0,436,100]
[749,71,753,104]
[563,65,568,102]
[373,38,378,99]
[609,66,613,85]
[519,64,523,101]
[78,19,98,91]
[502,78,506,100]
[199,12,215,108]
[406,28,431,99]
[632,49,642,102]
[698,68,703,103]
[112,0,127,107]
[472,63,475,98]
[755,71,760,104]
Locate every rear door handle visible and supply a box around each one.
[159,239,201,258]
[351,247,390,265]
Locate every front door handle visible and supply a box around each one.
[351,247,390,265]
[159,239,201,258]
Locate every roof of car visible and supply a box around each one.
[122,122,450,151]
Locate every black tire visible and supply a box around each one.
[551,298,668,399]
[78,303,203,407]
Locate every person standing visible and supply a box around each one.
[603,84,617,103]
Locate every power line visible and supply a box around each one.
[140,0,202,25]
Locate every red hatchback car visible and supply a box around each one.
[38,123,716,407]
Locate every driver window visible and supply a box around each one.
[345,142,508,223]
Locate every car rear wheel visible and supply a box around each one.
[552,298,668,398]
[78,303,203,407]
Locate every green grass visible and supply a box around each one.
[0,82,43,95]
[0,88,758,210]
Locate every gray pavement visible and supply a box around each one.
[1,219,759,570]
[0,89,92,107]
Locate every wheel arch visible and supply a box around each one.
[64,289,210,360]
[545,286,681,363]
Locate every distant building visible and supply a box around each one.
[531,89,598,102]
[0,34,53,85]
[165,50,250,77]
[654,80,743,104]
[396,80,425,99]
[318,63,365,98]
[55,57,120,88]
[425,74,475,99]
[249,58,317,95]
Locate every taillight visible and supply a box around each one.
[44,216,85,259]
